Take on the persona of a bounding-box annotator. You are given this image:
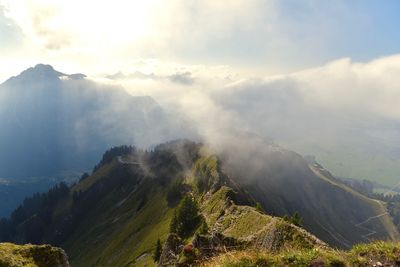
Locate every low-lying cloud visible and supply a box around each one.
[106,70,194,86]
[115,54,400,184]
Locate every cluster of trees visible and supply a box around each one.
[342,179,374,196]
[166,178,187,206]
[148,149,182,187]
[0,158,144,245]
[339,178,400,203]
[0,182,70,243]
[93,145,136,171]
[370,192,400,203]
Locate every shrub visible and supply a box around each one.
[283,212,304,227]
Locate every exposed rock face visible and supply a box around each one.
[158,233,244,266]
[192,233,244,258]
[0,243,69,267]
[158,234,183,267]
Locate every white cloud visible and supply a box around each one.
[291,55,400,118]
[107,54,400,183]
[0,0,272,74]
[117,55,400,127]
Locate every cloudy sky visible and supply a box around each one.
[1,0,400,183]
[1,0,400,81]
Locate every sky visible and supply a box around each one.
[1,0,400,81]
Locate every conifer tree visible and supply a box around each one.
[153,238,162,262]
[170,210,178,233]
[169,194,201,237]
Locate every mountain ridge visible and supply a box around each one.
[0,139,399,266]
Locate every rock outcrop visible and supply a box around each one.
[0,243,69,267]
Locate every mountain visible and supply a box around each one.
[0,64,190,179]
[1,139,399,266]
[212,132,399,248]
[0,64,192,216]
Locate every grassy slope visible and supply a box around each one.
[15,142,399,266]
[203,241,400,267]
[179,154,400,266]
[73,160,119,192]
[42,158,177,267]
[301,168,399,247]
[195,148,399,248]
[63,180,173,267]
[232,155,400,248]
[0,243,67,267]
[311,165,399,242]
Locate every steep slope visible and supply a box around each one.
[1,139,399,266]
[212,133,399,248]
[0,243,69,267]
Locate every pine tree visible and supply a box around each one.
[153,238,162,262]
[177,195,200,237]
[169,194,201,237]
[170,210,178,233]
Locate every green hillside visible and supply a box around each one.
[216,135,399,248]
[0,140,399,266]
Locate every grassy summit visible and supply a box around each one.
[0,243,68,267]
[204,241,400,267]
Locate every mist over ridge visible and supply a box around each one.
[111,55,400,185]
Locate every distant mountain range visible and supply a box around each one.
[0,64,192,179]
[0,64,193,216]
